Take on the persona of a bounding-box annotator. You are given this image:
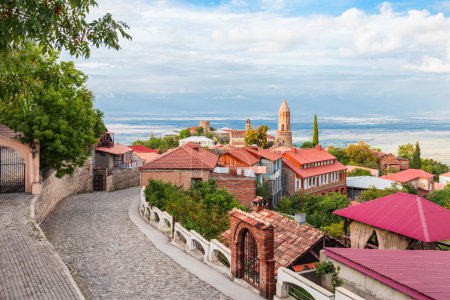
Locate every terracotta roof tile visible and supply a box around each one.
[129,145,158,153]
[242,147,283,162]
[286,147,336,165]
[381,169,434,183]
[140,143,218,170]
[283,157,346,178]
[96,144,133,155]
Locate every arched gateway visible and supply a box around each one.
[0,125,40,194]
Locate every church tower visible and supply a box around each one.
[276,100,292,148]
[245,118,251,132]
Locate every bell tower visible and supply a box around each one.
[245,118,251,132]
[276,99,292,148]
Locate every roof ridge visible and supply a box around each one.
[416,196,430,242]
[181,146,212,169]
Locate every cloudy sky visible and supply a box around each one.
[67,0,450,116]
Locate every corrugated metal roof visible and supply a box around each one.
[334,192,450,242]
[325,248,450,300]
[346,176,397,190]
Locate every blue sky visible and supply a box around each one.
[68,0,450,117]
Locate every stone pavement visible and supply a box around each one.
[0,193,84,300]
[41,188,230,300]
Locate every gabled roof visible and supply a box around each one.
[381,169,434,183]
[283,157,346,178]
[325,248,450,300]
[222,208,325,270]
[223,148,260,166]
[96,144,133,155]
[334,192,450,242]
[129,145,158,153]
[242,147,282,162]
[140,143,218,170]
[440,172,450,177]
[346,176,397,190]
[285,147,336,165]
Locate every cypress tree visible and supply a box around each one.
[411,142,422,169]
[312,114,319,146]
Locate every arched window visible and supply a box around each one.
[281,124,285,131]
[242,229,259,287]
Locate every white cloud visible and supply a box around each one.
[66,0,450,110]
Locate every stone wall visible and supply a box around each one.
[282,164,296,196]
[140,169,210,189]
[107,167,140,191]
[36,157,93,223]
[210,172,256,208]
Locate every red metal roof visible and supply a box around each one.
[334,192,450,242]
[140,143,218,170]
[96,144,133,155]
[129,145,158,153]
[282,157,346,178]
[242,146,283,162]
[222,208,324,270]
[381,169,433,183]
[225,148,260,166]
[285,147,336,165]
[324,248,450,300]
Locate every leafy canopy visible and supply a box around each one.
[0,43,105,177]
[245,125,269,148]
[410,142,422,169]
[0,0,131,58]
[327,146,349,165]
[346,142,378,169]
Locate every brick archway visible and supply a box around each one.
[229,209,275,299]
[0,130,40,194]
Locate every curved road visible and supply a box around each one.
[41,188,228,300]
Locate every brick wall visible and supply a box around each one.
[282,164,296,196]
[36,157,93,223]
[140,169,210,189]
[210,172,256,208]
[107,167,140,191]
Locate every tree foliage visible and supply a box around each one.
[410,142,421,169]
[397,143,414,160]
[421,158,449,178]
[359,185,401,202]
[300,141,315,148]
[327,146,349,165]
[0,0,131,58]
[144,179,243,240]
[133,134,178,154]
[178,128,191,139]
[346,142,378,168]
[0,43,105,177]
[277,192,349,230]
[245,125,269,148]
[312,114,319,146]
[426,185,450,209]
[347,168,371,177]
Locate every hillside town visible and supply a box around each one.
[2,1,450,300]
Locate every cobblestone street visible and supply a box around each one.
[41,188,229,300]
[0,194,82,300]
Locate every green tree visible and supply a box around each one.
[346,142,378,168]
[360,185,401,202]
[421,158,449,179]
[397,143,414,160]
[312,114,319,146]
[327,146,350,165]
[411,142,421,169]
[194,127,204,136]
[426,185,450,209]
[245,125,269,148]
[300,141,315,148]
[0,0,131,58]
[158,136,179,153]
[0,44,104,177]
[178,128,191,139]
[347,168,372,177]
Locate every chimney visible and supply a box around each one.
[295,212,306,225]
[315,144,322,150]
[252,196,269,212]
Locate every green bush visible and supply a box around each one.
[145,179,243,240]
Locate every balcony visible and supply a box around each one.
[302,180,346,194]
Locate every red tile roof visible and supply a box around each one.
[283,157,346,178]
[129,145,158,153]
[334,192,450,242]
[325,248,450,300]
[381,169,434,183]
[225,148,260,166]
[96,144,133,155]
[272,146,292,154]
[285,147,337,165]
[242,147,283,162]
[222,208,325,270]
[140,143,218,170]
[134,152,159,163]
[440,172,450,177]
